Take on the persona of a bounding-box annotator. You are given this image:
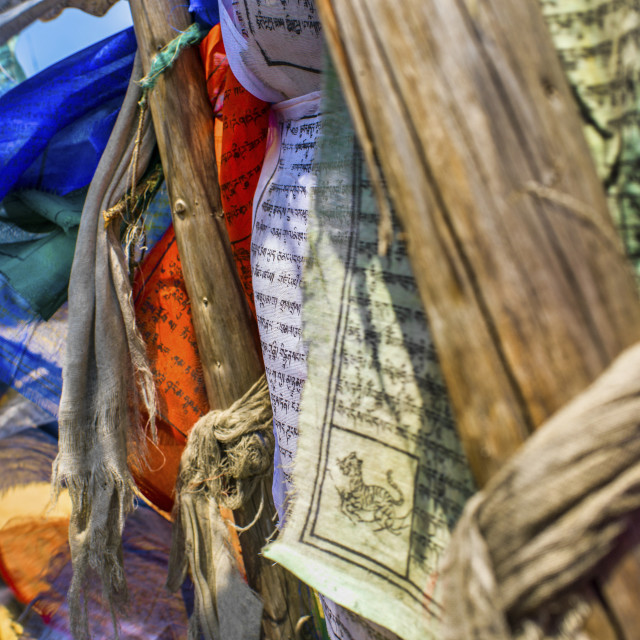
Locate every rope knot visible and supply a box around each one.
[167,375,271,639]
[177,374,275,511]
[441,342,640,639]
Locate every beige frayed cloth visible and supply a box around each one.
[441,341,640,639]
[51,55,157,640]
[167,375,273,640]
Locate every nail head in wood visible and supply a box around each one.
[174,198,187,217]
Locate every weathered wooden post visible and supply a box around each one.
[128,2,311,637]
[317,0,640,636]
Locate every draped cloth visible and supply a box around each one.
[218,3,407,638]
[218,0,323,103]
[0,29,154,419]
[51,55,157,640]
[0,188,86,319]
[262,58,474,640]
[131,226,210,513]
[199,23,269,318]
[0,27,136,203]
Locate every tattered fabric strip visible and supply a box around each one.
[442,341,640,639]
[51,54,157,640]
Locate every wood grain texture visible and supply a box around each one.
[317,0,640,636]
[129,2,312,637]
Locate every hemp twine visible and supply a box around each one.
[102,161,163,228]
[441,341,640,639]
[167,374,274,640]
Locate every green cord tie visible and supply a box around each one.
[137,22,209,106]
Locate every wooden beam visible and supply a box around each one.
[317,0,640,636]
[128,2,311,637]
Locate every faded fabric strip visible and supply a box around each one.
[263,58,476,640]
[51,54,157,640]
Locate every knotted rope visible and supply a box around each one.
[103,160,164,278]
[173,373,274,510]
[167,374,274,640]
[441,341,640,639]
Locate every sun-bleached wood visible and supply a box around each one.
[317,0,640,636]
[129,1,312,637]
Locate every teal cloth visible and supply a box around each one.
[0,38,25,97]
[0,189,86,319]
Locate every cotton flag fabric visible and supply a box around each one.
[0,27,136,202]
[263,59,477,640]
[217,2,416,638]
[540,1,640,279]
[218,0,323,103]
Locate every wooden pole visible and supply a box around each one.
[317,0,640,637]
[128,2,312,638]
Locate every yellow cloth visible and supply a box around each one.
[0,606,22,640]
